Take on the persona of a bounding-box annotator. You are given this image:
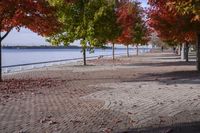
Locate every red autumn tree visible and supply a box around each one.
[106,0,136,59]
[132,4,150,56]
[164,0,200,70]
[0,0,61,81]
[116,0,150,57]
[148,0,196,62]
[116,0,137,57]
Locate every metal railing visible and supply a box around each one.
[2,53,126,74]
[2,48,151,74]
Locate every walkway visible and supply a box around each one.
[1,50,200,133]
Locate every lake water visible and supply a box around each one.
[2,48,151,73]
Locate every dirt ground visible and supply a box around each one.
[1,50,200,133]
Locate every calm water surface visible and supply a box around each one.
[2,48,140,66]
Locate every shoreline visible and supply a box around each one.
[2,45,150,50]
[2,49,151,75]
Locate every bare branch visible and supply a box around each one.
[1,28,12,41]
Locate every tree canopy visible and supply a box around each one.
[115,0,149,46]
[48,0,120,47]
[166,0,200,21]
[0,0,60,38]
[48,0,124,65]
[148,0,197,44]
[148,0,200,68]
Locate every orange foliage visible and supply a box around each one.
[148,0,197,44]
[0,0,61,36]
[116,0,136,45]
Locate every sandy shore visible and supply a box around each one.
[1,50,200,133]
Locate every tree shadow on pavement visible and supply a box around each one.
[122,61,196,67]
[154,57,181,60]
[123,70,200,85]
[118,121,200,133]
[153,54,196,60]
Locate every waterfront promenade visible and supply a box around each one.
[1,50,200,133]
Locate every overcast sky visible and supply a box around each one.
[2,0,148,46]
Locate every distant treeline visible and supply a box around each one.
[2,45,112,49]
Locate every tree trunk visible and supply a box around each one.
[178,44,181,56]
[0,39,2,82]
[0,29,12,82]
[181,43,186,60]
[112,43,115,60]
[136,44,139,56]
[185,42,189,62]
[83,47,86,66]
[127,45,129,57]
[197,33,200,71]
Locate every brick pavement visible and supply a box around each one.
[0,52,200,133]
